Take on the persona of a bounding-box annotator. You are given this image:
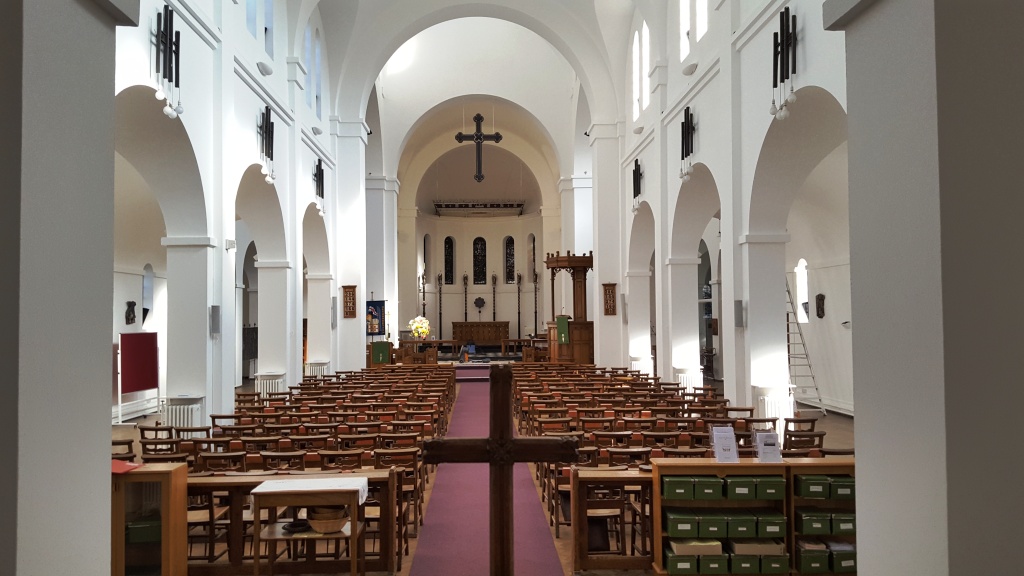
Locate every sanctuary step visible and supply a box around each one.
[455,364,491,384]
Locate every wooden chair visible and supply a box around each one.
[138,424,174,440]
[374,447,423,535]
[259,450,306,472]
[604,446,652,468]
[319,449,366,471]
[576,472,628,555]
[661,446,709,458]
[112,438,135,462]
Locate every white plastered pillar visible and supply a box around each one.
[332,119,368,369]
[305,274,333,367]
[740,233,789,416]
[666,257,702,386]
[366,176,399,342]
[625,270,653,374]
[589,123,624,366]
[254,260,291,389]
[162,238,215,408]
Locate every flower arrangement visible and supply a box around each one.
[408,316,431,339]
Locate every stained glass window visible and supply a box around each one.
[444,237,454,285]
[473,237,486,284]
[504,237,515,283]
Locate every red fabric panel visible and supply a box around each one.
[120,332,158,393]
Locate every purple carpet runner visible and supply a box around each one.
[409,376,564,575]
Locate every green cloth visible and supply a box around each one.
[371,341,391,364]
[556,316,570,344]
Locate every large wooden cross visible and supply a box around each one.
[422,364,578,576]
[455,113,503,182]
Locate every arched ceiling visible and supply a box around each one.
[401,95,549,216]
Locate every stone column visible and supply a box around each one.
[331,119,368,369]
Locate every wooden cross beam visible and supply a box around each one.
[455,113,503,182]
[423,364,578,576]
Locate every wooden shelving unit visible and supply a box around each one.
[651,457,856,575]
[111,462,187,576]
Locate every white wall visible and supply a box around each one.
[416,214,545,340]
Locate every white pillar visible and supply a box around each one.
[305,275,333,366]
[3,1,138,574]
[332,119,368,369]
[254,261,291,384]
[589,123,625,366]
[367,177,399,342]
[827,1,1024,573]
[625,270,653,374]
[162,238,215,404]
[666,257,702,383]
[740,234,789,412]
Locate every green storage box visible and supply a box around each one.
[692,476,724,500]
[698,554,729,574]
[665,510,699,538]
[725,476,757,500]
[125,519,162,544]
[795,474,831,498]
[796,509,832,535]
[756,511,787,538]
[663,550,699,575]
[831,549,858,573]
[756,476,787,500]
[830,475,856,500]
[726,513,757,538]
[760,554,790,574]
[797,548,831,573]
[729,554,760,574]
[663,476,695,500]
[831,512,856,535]
[697,512,727,538]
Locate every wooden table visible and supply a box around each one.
[251,477,368,576]
[186,469,395,576]
[570,467,653,573]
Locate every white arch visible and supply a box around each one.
[323,2,620,124]
[114,85,208,238]
[748,86,848,235]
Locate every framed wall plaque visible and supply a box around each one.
[342,285,357,318]
[603,283,617,315]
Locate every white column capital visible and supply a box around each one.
[366,176,400,195]
[305,273,333,281]
[286,57,306,90]
[739,233,790,245]
[587,122,620,144]
[331,117,369,143]
[254,260,291,269]
[666,257,702,266]
[625,270,652,278]
[161,236,217,248]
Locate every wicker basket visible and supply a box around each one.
[307,506,346,534]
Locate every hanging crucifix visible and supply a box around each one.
[455,113,503,182]
[422,365,578,576]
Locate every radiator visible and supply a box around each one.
[758,393,795,421]
[629,357,654,376]
[256,375,285,396]
[160,402,201,428]
[305,362,330,377]
[677,372,701,393]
